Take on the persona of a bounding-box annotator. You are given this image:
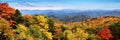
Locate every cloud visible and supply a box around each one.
[15,6,68,10]
[13,3,120,10]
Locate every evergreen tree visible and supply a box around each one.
[11,9,23,23]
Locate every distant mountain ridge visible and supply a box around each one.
[20,9,120,22]
[20,9,120,18]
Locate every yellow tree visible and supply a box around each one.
[0,17,16,40]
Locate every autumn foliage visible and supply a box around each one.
[0,2,16,26]
[98,26,113,40]
[0,2,15,17]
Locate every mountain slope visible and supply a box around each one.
[65,16,120,28]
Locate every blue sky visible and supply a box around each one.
[2,0,120,10]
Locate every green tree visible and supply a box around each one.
[28,24,46,40]
[109,20,120,40]
[48,19,55,35]
[61,25,69,32]
[11,9,23,23]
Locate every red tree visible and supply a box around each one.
[0,2,16,26]
[98,26,113,40]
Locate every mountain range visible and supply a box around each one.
[20,9,120,18]
[19,9,120,22]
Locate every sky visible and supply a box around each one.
[1,0,120,10]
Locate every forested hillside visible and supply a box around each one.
[0,2,120,40]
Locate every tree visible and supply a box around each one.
[63,30,75,40]
[28,24,47,40]
[71,24,89,40]
[73,28,89,40]
[98,26,113,40]
[48,19,55,34]
[11,9,23,23]
[109,20,120,40]
[0,2,16,27]
[0,2,15,18]
[0,18,16,40]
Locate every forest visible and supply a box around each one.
[0,2,120,40]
